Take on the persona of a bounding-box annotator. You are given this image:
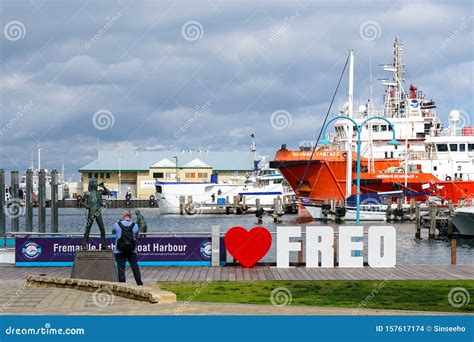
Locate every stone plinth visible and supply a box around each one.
[71,249,118,282]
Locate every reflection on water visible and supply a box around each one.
[7,208,474,266]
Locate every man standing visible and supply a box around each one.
[112,211,143,285]
[80,178,110,250]
[135,209,148,237]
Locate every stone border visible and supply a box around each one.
[26,275,176,304]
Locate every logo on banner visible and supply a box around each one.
[199,240,212,259]
[22,242,42,259]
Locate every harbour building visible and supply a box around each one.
[79,150,255,199]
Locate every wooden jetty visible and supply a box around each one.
[1,264,473,282]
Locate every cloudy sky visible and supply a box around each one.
[0,0,472,181]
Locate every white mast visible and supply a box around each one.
[37,145,42,171]
[346,49,354,198]
[30,151,34,170]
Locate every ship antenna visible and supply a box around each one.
[296,53,350,195]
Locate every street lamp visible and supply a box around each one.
[173,156,179,182]
[318,115,400,225]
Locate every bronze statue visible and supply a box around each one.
[135,209,148,237]
[80,178,111,250]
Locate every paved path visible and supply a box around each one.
[0,282,462,316]
[1,264,473,282]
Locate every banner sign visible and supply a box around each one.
[15,237,226,267]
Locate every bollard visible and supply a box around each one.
[415,202,421,239]
[25,169,34,232]
[428,202,436,239]
[51,169,59,233]
[451,239,457,265]
[38,169,46,233]
[11,171,20,232]
[0,169,5,236]
[211,225,220,267]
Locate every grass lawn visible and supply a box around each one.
[160,280,474,313]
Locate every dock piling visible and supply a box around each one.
[38,169,46,233]
[409,198,415,221]
[11,171,20,232]
[25,169,33,232]
[428,202,436,239]
[451,239,457,265]
[179,196,185,215]
[385,198,393,222]
[256,199,262,224]
[415,202,421,239]
[0,169,5,236]
[396,198,403,222]
[51,169,59,233]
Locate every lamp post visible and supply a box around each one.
[118,155,123,199]
[318,115,400,226]
[174,156,179,182]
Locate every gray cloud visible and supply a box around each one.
[0,0,472,180]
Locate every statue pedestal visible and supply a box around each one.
[71,250,118,282]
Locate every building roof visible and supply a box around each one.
[79,150,255,172]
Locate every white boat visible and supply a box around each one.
[155,173,294,214]
[303,199,389,221]
[451,206,474,237]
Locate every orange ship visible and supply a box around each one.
[270,146,474,205]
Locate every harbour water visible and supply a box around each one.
[5,208,474,266]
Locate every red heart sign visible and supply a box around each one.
[224,226,272,268]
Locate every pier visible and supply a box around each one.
[1,264,473,282]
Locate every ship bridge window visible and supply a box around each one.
[273,178,283,184]
[460,144,466,152]
[381,125,387,131]
[372,125,379,132]
[449,144,458,152]
[436,144,448,152]
[469,144,474,152]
